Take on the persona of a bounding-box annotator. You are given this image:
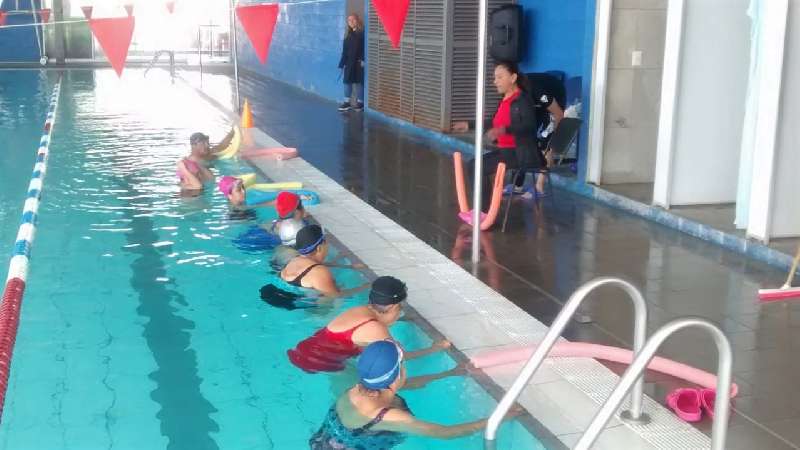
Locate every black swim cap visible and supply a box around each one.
[369,276,407,305]
[295,224,325,254]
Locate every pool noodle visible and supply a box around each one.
[453,151,505,231]
[215,126,242,159]
[471,342,738,398]
[241,147,298,160]
[250,182,303,191]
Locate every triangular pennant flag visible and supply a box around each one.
[166,1,175,14]
[235,4,279,65]
[38,9,51,23]
[371,0,410,48]
[81,6,93,19]
[0,11,6,27]
[89,17,135,77]
[124,4,134,17]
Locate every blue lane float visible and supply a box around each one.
[245,189,320,207]
[232,225,282,253]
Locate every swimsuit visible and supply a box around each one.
[288,263,322,287]
[287,319,377,373]
[177,158,202,181]
[309,397,409,450]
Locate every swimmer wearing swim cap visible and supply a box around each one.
[309,340,524,449]
[287,276,450,373]
[278,224,370,298]
[218,175,277,209]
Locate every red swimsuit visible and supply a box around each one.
[287,318,377,373]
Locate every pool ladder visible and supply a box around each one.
[144,50,176,83]
[483,277,733,450]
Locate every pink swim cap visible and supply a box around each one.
[218,176,237,196]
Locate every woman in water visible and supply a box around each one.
[310,340,523,449]
[288,276,449,373]
[260,225,369,308]
[177,132,215,190]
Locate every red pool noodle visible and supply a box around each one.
[471,342,738,397]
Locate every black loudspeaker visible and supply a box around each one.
[489,5,524,62]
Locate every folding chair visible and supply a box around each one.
[501,117,582,232]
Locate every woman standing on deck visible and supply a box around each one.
[338,14,365,112]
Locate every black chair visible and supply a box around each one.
[501,117,583,232]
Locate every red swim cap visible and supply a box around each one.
[276,191,301,218]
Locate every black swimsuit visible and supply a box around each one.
[289,263,322,287]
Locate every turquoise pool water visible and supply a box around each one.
[0,69,545,450]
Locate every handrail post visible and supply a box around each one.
[484,277,650,447]
[575,317,733,450]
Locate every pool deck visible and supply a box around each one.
[241,126,711,449]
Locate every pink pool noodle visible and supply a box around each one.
[241,147,298,160]
[471,342,738,398]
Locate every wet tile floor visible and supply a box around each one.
[193,71,800,449]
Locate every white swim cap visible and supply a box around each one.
[277,218,305,246]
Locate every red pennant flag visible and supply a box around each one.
[166,1,175,14]
[371,0,410,48]
[81,6,93,19]
[235,4,279,65]
[89,17,135,77]
[38,9,51,23]
[0,11,6,27]
[124,4,134,17]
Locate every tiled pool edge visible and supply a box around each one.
[242,129,712,450]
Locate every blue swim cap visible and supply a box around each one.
[357,341,404,390]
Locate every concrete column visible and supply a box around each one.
[51,0,67,64]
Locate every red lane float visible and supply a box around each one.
[471,342,739,398]
[240,147,298,161]
[0,277,25,412]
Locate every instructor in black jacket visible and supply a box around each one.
[338,14,365,111]
[470,61,547,210]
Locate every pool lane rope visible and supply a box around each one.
[0,79,62,418]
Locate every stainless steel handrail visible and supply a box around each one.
[484,277,650,448]
[144,50,176,82]
[575,317,732,450]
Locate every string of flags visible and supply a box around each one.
[0,1,413,77]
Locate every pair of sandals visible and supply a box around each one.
[666,388,722,422]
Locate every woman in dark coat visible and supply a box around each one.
[338,14,365,111]
[469,61,548,211]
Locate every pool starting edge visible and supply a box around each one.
[0,78,61,418]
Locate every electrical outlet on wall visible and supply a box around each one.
[632,50,643,67]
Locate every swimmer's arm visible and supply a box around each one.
[195,161,214,180]
[311,267,344,298]
[318,281,371,301]
[402,364,466,390]
[177,160,203,190]
[378,405,524,439]
[210,128,236,153]
[404,339,451,360]
[377,409,488,439]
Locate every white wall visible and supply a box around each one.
[770,0,800,238]
[667,0,750,205]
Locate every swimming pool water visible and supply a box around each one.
[0,69,546,450]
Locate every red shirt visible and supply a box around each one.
[492,89,521,148]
